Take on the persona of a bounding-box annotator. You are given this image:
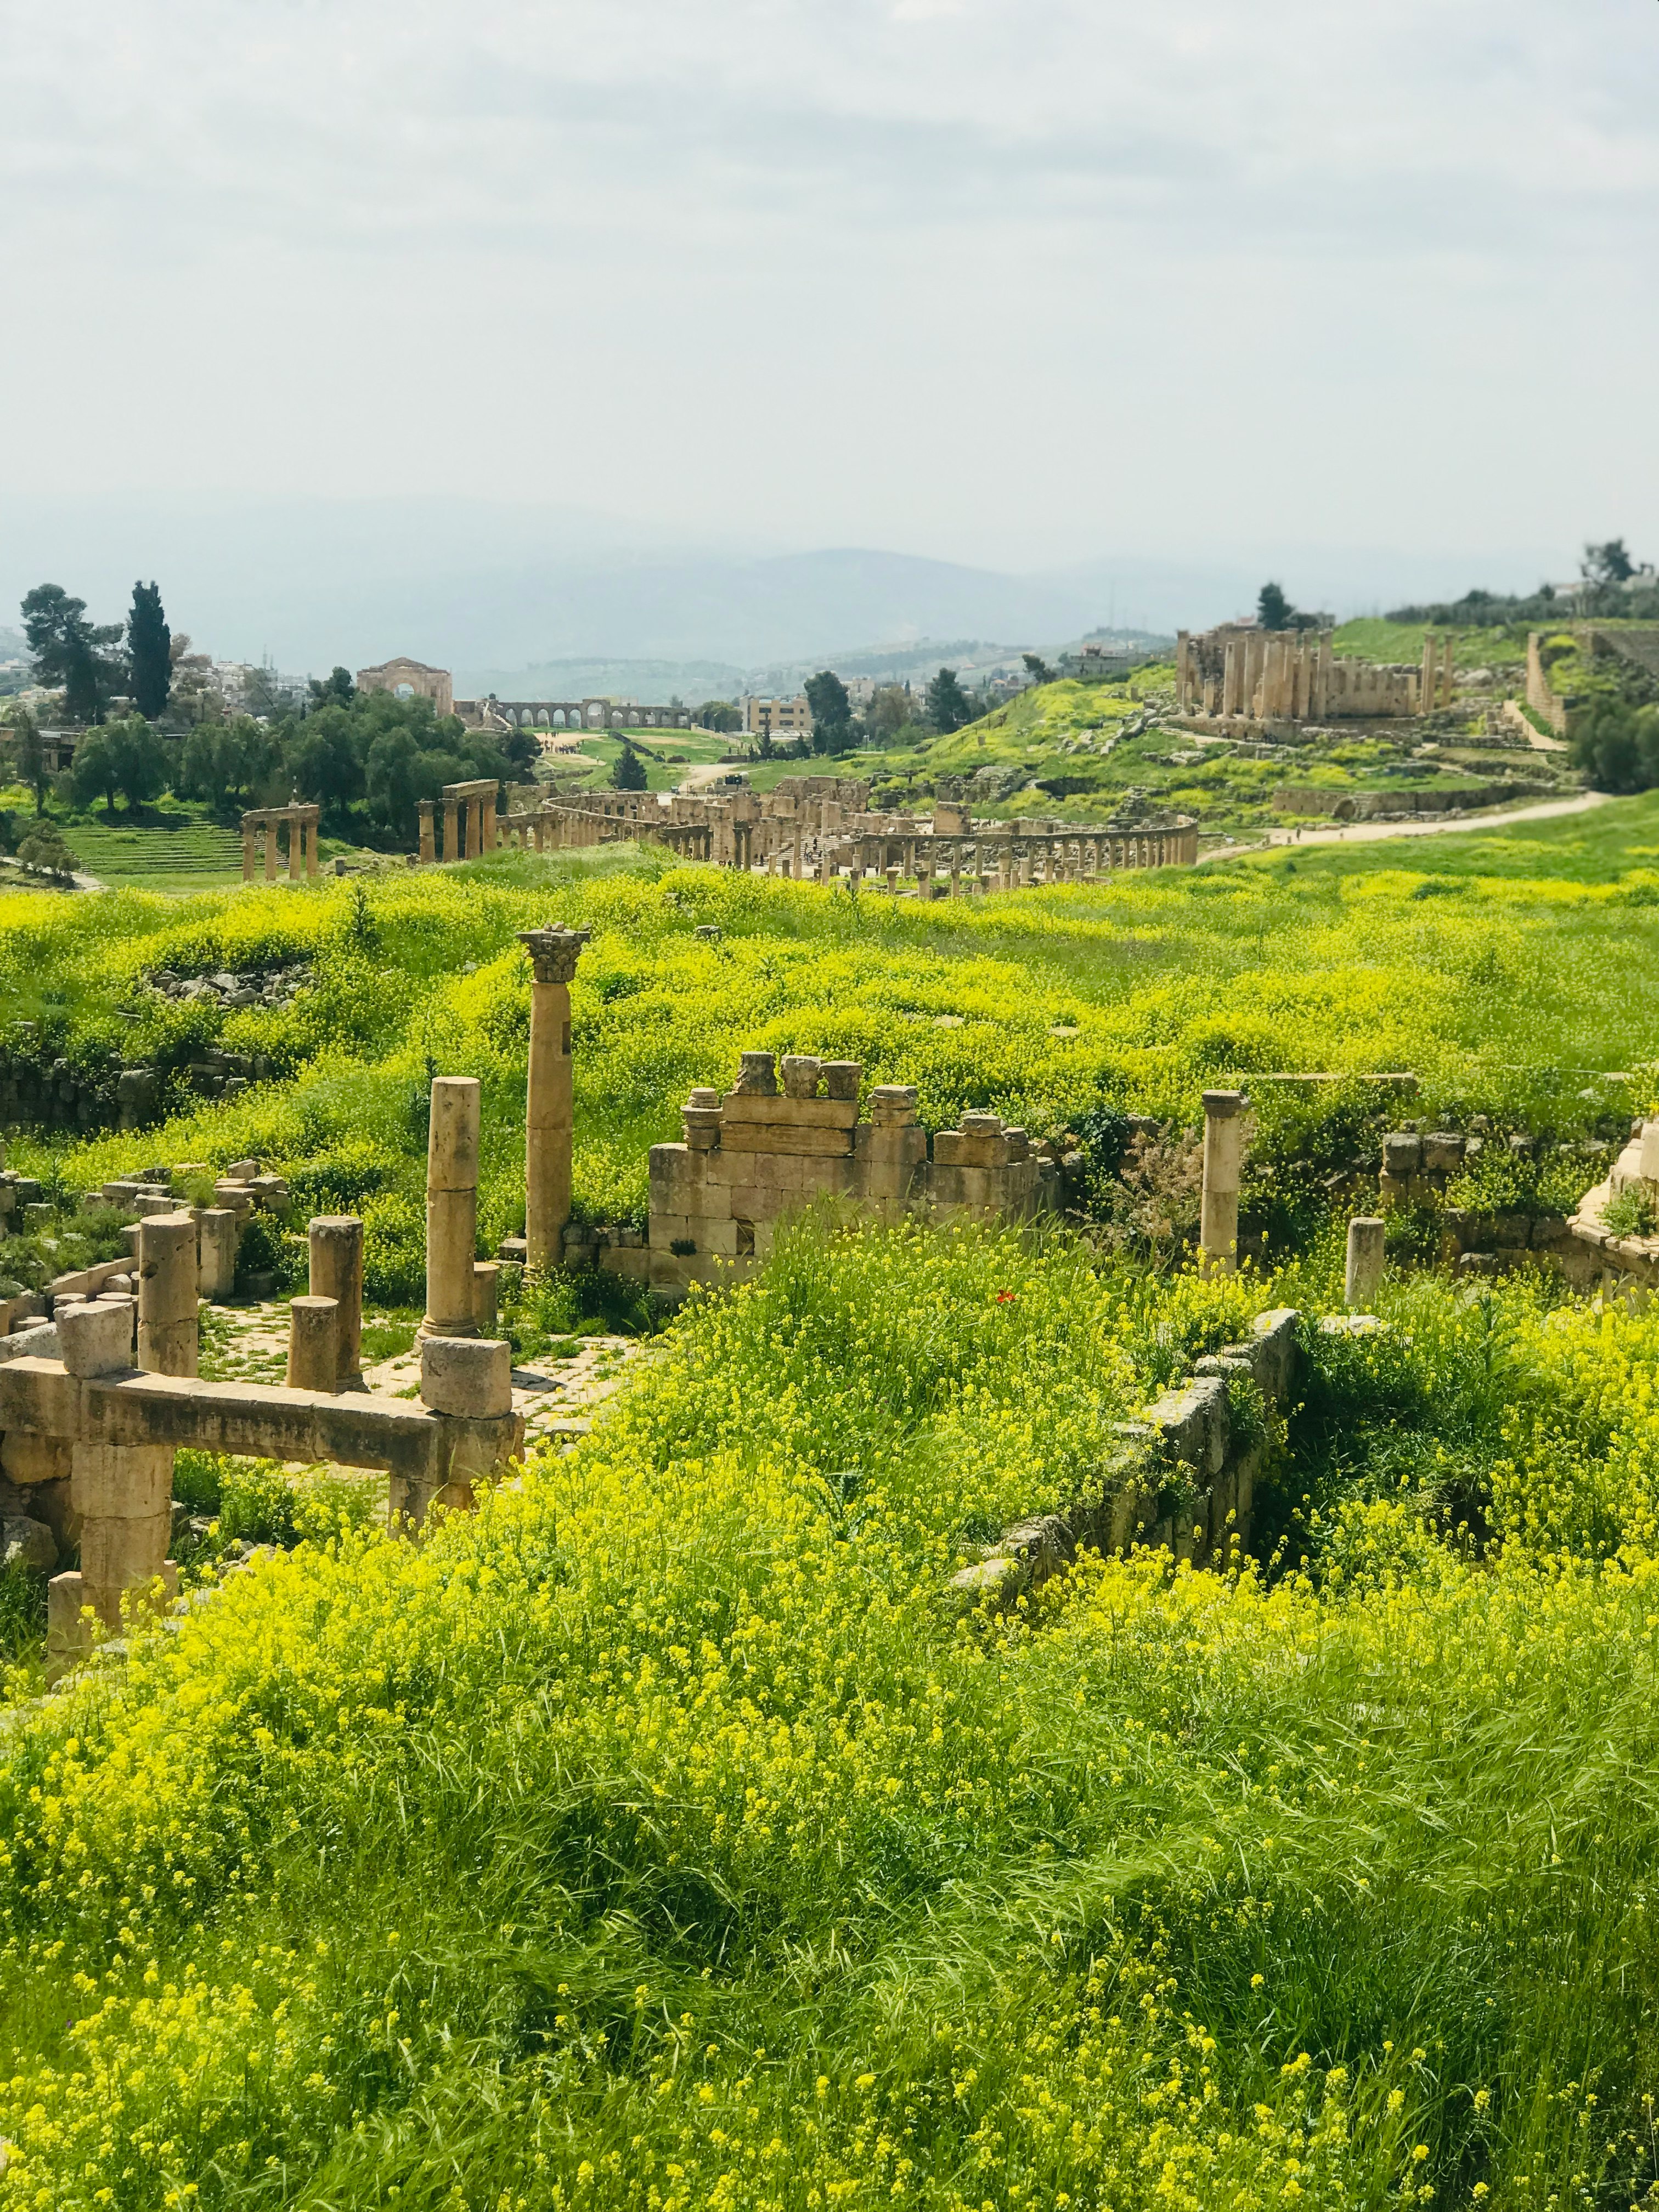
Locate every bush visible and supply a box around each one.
[1602,1185,1655,1238]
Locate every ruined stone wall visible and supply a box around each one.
[566,1050,1061,1297]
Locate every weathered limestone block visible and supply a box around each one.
[722,1094,860,1128]
[286,1296,341,1392]
[823,1061,862,1101]
[870,1085,919,1127]
[138,1212,199,1377]
[782,1055,822,1098]
[682,1108,723,1150]
[1143,1373,1228,1477]
[60,1296,139,1380]
[70,1441,172,1520]
[720,1124,855,1158]
[420,1336,512,1418]
[1381,1132,1421,1175]
[197,1207,239,1301]
[735,1052,778,1096]
[308,1216,364,1381]
[1345,1217,1385,1308]
[933,1130,1009,1169]
[1421,1133,1466,1174]
[1,1432,71,1485]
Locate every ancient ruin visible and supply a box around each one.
[529,1043,1062,1299]
[241,803,321,881]
[0,1070,540,1675]
[417,780,499,863]
[456,694,692,732]
[356,658,455,717]
[1174,625,1458,728]
[430,775,1197,883]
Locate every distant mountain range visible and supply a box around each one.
[0,493,1574,696]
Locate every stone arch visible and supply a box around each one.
[535,708,550,727]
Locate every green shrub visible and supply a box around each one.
[216,1458,296,1544]
[1602,1185,1655,1238]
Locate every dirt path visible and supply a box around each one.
[1203,788,1610,862]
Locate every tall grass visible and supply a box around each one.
[5,1226,1659,2205]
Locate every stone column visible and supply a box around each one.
[1199,1090,1245,1276]
[1345,1217,1385,1308]
[287,812,301,880]
[423,1076,481,1338]
[197,1207,239,1301]
[48,1299,173,1669]
[138,1211,199,1375]
[1314,630,1333,719]
[482,789,498,851]
[1246,631,1267,718]
[263,822,277,881]
[517,926,590,1272]
[418,802,436,864]
[241,822,256,882]
[464,798,481,860]
[443,798,460,860]
[309,1215,364,1384]
[287,1295,340,1391]
[1176,630,1192,712]
[1222,637,1242,719]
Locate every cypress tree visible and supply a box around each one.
[127,580,172,720]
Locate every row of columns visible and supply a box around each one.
[241,806,320,882]
[417,785,498,865]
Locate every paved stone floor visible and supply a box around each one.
[198,1300,651,1466]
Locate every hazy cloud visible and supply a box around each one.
[2,0,1656,579]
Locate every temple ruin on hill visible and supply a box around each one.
[1174,626,1458,729]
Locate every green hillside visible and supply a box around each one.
[3,808,1659,2201]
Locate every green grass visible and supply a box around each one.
[57,802,245,887]
[12,1231,1659,2203]
[4,809,1659,2199]
[1329,617,1530,667]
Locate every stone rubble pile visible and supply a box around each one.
[142,962,312,1011]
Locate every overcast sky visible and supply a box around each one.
[3,0,1657,577]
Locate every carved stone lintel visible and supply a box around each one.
[516,925,592,986]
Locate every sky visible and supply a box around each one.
[3,0,1657,597]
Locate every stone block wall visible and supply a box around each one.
[559,1050,1062,1297]
[951,1306,1301,1606]
[1569,1125,1659,1288]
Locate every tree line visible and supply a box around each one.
[7,580,536,846]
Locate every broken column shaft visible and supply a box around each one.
[517,926,592,1271]
[138,1211,199,1375]
[1200,1090,1245,1276]
[309,1215,364,1384]
[422,1076,481,1337]
[1345,1216,1386,1308]
[287,1295,341,1391]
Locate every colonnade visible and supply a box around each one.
[240,805,320,882]
[417,780,499,865]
